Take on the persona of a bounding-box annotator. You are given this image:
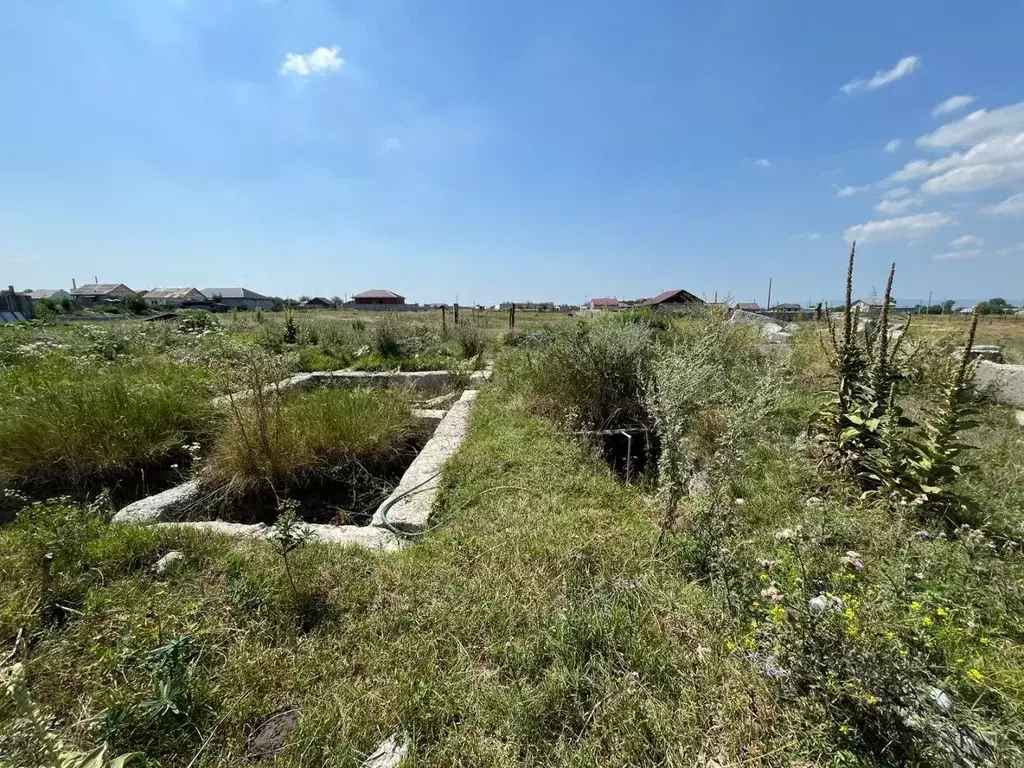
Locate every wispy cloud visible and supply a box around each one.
[836,185,862,198]
[280,46,344,77]
[874,196,921,215]
[931,95,976,118]
[996,243,1024,256]
[950,234,983,248]
[380,136,402,154]
[790,232,824,241]
[844,211,953,243]
[918,101,1024,149]
[933,249,981,260]
[753,158,770,167]
[840,55,920,95]
[884,139,902,153]
[985,192,1024,217]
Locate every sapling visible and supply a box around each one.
[267,499,311,603]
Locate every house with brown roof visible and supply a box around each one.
[353,289,405,306]
[645,289,704,308]
[589,297,623,310]
[298,297,334,309]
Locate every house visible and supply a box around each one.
[735,302,762,311]
[851,299,893,313]
[21,289,71,302]
[353,289,406,306]
[589,297,623,311]
[201,287,274,311]
[645,289,704,308]
[772,302,803,311]
[71,283,138,305]
[142,287,207,307]
[298,297,333,309]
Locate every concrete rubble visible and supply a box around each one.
[360,733,409,768]
[973,360,1024,409]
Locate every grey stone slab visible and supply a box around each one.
[973,360,1024,408]
[372,390,477,533]
[112,480,204,524]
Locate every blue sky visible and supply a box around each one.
[2,0,1023,305]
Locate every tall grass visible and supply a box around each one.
[0,360,215,488]
[205,386,421,497]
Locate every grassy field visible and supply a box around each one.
[2,305,1023,766]
[907,313,1024,364]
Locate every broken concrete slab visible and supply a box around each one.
[153,550,184,575]
[372,390,478,533]
[967,345,1005,364]
[112,480,204,525]
[973,360,1024,408]
[1016,410,1024,427]
[730,309,797,333]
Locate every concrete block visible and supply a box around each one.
[112,480,204,525]
[973,360,1024,408]
[152,521,405,552]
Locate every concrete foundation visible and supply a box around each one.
[372,390,477,533]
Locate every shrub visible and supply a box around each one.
[0,361,215,488]
[520,321,656,429]
[124,296,148,315]
[205,386,420,497]
[608,306,669,331]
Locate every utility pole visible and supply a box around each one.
[926,290,932,315]
[766,278,772,311]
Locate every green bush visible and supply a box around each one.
[371,316,403,358]
[517,321,656,429]
[451,324,485,359]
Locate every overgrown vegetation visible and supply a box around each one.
[2,290,1023,766]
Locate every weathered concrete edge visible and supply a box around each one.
[371,389,479,533]
[973,359,1024,409]
[150,521,406,552]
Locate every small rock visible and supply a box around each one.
[734,497,745,506]
[928,686,954,714]
[361,733,408,768]
[805,496,823,507]
[1015,410,1024,427]
[153,551,184,575]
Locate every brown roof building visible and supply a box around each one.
[353,290,405,306]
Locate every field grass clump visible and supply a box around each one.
[206,386,421,497]
[0,360,215,490]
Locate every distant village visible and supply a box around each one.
[2,280,1021,323]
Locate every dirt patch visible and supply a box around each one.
[246,707,300,761]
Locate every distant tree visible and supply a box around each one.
[271,297,285,312]
[299,295,311,303]
[331,295,343,306]
[977,297,1011,315]
[124,296,148,315]
[211,293,223,304]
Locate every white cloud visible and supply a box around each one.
[874,196,922,215]
[836,185,861,198]
[381,136,402,153]
[922,160,1024,194]
[884,139,902,153]
[844,211,953,243]
[753,158,770,167]
[996,243,1024,256]
[985,192,1024,217]
[280,46,344,77]
[931,95,976,118]
[790,232,823,241]
[933,249,981,260]
[950,234,983,247]
[918,101,1024,149]
[841,55,920,95]
[883,187,911,200]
